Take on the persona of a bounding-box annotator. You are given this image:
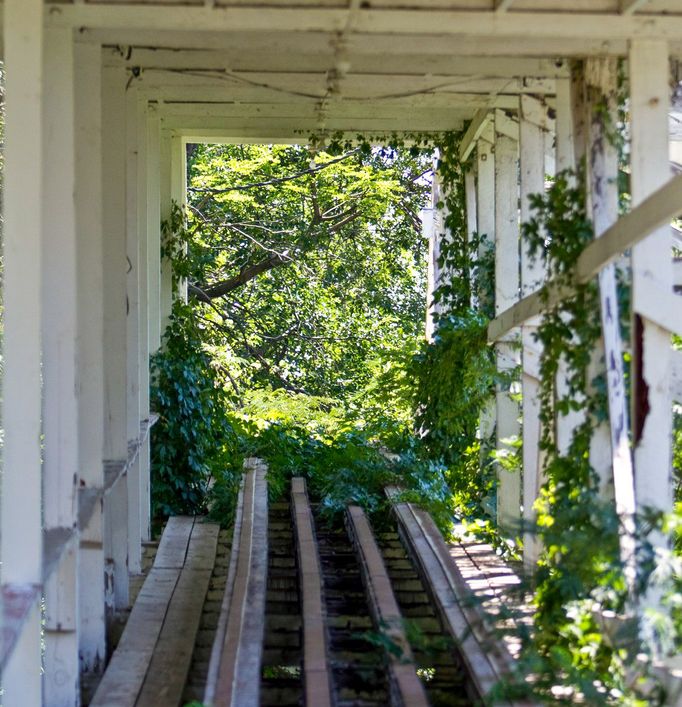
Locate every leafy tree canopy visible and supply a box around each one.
[173,142,432,401]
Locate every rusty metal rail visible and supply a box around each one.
[291,477,333,707]
[204,458,269,707]
[345,504,430,707]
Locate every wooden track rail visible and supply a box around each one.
[291,477,333,707]
[345,504,429,707]
[385,487,538,707]
[204,459,269,707]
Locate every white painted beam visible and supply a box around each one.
[148,104,162,355]
[586,58,636,583]
[75,39,106,681]
[136,95,152,545]
[42,26,80,705]
[629,41,675,551]
[102,65,130,610]
[102,47,570,79]
[519,99,545,567]
[460,110,492,162]
[1,1,43,703]
[126,86,143,576]
[493,131,522,536]
[487,173,682,342]
[159,129,174,335]
[47,7,682,44]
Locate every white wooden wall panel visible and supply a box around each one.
[1,2,44,700]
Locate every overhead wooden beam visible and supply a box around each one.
[488,173,682,342]
[48,7,682,43]
[495,0,516,12]
[102,48,570,79]
[459,109,492,161]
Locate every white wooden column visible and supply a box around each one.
[42,26,81,705]
[102,65,130,610]
[126,87,143,576]
[494,129,522,533]
[75,40,107,682]
[159,127,174,333]
[554,77,584,456]
[629,40,674,553]
[147,103,162,354]
[519,96,547,565]
[1,2,44,704]
[137,97,152,543]
[476,130,497,498]
[171,133,189,302]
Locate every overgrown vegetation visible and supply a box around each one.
[151,128,681,705]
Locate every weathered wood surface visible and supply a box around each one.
[137,522,219,706]
[385,487,537,707]
[90,516,219,707]
[205,458,269,707]
[345,503,429,707]
[488,172,682,343]
[291,477,333,707]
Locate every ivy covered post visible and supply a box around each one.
[519,95,550,564]
[493,119,522,535]
[160,127,174,333]
[629,40,675,582]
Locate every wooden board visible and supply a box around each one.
[153,515,195,569]
[90,568,180,706]
[136,522,219,706]
[345,504,428,707]
[291,477,332,707]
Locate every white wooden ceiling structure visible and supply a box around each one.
[1,2,682,706]
[40,0,682,139]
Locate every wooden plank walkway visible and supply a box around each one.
[386,486,536,707]
[90,516,219,707]
[291,477,333,707]
[204,458,269,707]
[345,504,429,707]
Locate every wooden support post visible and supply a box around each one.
[75,41,107,683]
[519,98,545,564]
[554,77,585,456]
[159,128,174,333]
[171,133,188,302]
[629,40,674,561]
[42,25,81,706]
[570,58,638,587]
[102,65,130,610]
[570,63,616,491]
[1,2,44,704]
[137,97,152,543]
[494,129,522,535]
[126,86,143,576]
[476,131,497,462]
[147,104,162,354]
[425,167,442,343]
